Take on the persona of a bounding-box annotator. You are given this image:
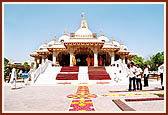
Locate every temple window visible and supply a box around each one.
[61,40,64,43]
[102,40,105,42]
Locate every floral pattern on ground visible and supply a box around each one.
[68,86,96,111]
[69,100,95,111]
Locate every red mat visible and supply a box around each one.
[60,66,79,72]
[56,73,78,80]
[88,67,111,80]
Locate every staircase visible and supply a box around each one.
[33,62,129,85]
[34,65,61,85]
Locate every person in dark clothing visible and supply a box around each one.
[143,64,149,87]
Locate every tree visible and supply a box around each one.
[23,62,29,66]
[132,56,145,70]
[4,58,10,76]
[149,51,164,71]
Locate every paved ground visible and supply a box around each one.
[3,82,165,112]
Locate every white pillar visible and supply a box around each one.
[52,52,57,65]
[70,52,73,66]
[94,52,98,66]
[111,52,115,65]
[123,56,126,64]
[120,55,125,64]
[34,58,37,69]
[42,55,45,64]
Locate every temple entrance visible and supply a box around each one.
[98,51,111,66]
[115,54,120,61]
[74,48,94,66]
[48,54,53,61]
[58,52,70,66]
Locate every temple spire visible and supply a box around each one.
[64,29,67,35]
[52,35,56,41]
[80,12,88,28]
[112,36,115,41]
[44,39,47,44]
[100,29,104,36]
[81,12,85,20]
[120,40,124,45]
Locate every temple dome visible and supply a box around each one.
[58,30,70,42]
[75,28,93,37]
[112,41,120,47]
[120,43,128,51]
[48,35,56,46]
[98,29,109,42]
[111,37,120,47]
[39,43,48,50]
[58,35,70,42]
[98,36,109,42]
[74,12,93,38]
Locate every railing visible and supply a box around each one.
[31,60,51,84]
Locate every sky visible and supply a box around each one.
[4,3,164,62]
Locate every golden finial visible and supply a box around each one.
[100,29,104,36]
[44,39,47,44]
[81,12,85,20]
[112,36,115,41]
[120,40,124,45]
[52,34,56,41]
[64,29,67,35]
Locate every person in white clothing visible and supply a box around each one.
[158,63,164,90]
[10,68,17,90]
[127,62,136,91]
[135,64,143,90]
[143,64,149,87]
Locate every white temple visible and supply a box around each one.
[30,13,136,69]
[28,13,137,85]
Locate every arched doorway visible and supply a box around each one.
[48,54,53,61]
[98,51,111,66]
[115,54,120,61]
[74,48,94,66]
[58,51,70,66]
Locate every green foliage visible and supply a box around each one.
[132,51,164,71]
[149,51,164,71]
[23,62,29,66]
[132,56,145,70]
[4,58,10,75]
[4,58,9,66]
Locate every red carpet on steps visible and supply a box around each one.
[88,67,111,80]
[60,66,79,72]
[56,73,78,80]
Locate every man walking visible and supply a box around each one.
[10,68,17,90]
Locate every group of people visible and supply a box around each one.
[72,55,93,67]
[127,62,149,91]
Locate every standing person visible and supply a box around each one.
[143,64,149,87]
[92,57,94,66]
[10,68,17,90]
[86,55,91,67]
[99,56,102,66]
[158,63,164,90]
[72,55,76,66]
[135,64,143,90]
[127,62,136,91]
